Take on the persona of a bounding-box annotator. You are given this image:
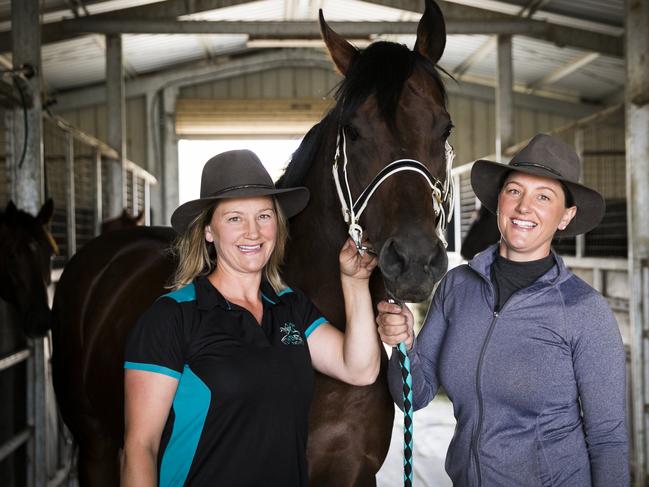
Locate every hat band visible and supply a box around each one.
[206,183,275,198]
[511,161,563,178]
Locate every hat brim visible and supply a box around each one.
[470,159,605,237]
[170,186,310,234]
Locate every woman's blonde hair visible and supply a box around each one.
[169,197,289,293]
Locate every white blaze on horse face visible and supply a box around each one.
[497,171,576,262]
[205,196,278,277]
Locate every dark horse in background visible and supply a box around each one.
[51,1,453,485]
[0,200,56,486]
[100,209,145,234]
[460,204,500,260]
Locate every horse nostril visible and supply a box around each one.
[380,238,407,279]
[425,243,441,272]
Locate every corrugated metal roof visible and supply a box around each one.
[4,0,628,105]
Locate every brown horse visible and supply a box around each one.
[0,199,56,486]
[51,1,453,485]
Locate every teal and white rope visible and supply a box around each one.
[397,341,414,486]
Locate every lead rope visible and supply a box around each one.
[388,296,414,487]
[332,127,455,487]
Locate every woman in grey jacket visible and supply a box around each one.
[377,134,629,487]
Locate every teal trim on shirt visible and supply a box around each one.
[162,283,196,303]
[123,361,182,380]
[277,287,294,296]
[305,317,327,338]
[261,293,276,305]
[159,365,211,487]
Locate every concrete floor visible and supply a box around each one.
[376,395,455,487]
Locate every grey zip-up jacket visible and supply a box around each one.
[388,245,629,487]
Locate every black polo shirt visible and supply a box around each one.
[124,275,327,486]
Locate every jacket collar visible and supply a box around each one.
[194,275,285,311]
[468,243,571,287]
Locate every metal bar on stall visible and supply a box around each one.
[574,128,585,259]
[95,148,103,235]
[144,181,151,226]
[453,174,462,249]
[592,267,604,294]
[47,460,73,487]
[65,132,76,257]
[0,428,31,463]
[0,348,30,372]
[26,336,35,487]
[34,338,47,486]
[132,171,139,214]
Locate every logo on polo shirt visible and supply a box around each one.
[280,323,304,345]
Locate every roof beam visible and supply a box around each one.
[0,0,256,52]
[0,0,624,58]
[362,0,623,58]
[51,48,598,121]
[526,52,600,92]
[452,37,496,78]
[55,18,549,37]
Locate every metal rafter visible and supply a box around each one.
[0,0,257,52]
[362,0,623,57]
[526,52,600,92]
[55,18,551,37]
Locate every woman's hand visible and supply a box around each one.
[339,238,378,281]
[376,300,415,351]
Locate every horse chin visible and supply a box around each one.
[23,307,53,338]
[385,276,438,303]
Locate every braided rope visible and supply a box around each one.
[397,342,414,487]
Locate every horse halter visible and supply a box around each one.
[332,127,455,252]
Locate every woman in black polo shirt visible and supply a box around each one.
[121,149,380,487]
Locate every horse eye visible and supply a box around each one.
[344,124,360,141]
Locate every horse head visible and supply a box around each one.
[0,199,57,337]
[320,0,453,302]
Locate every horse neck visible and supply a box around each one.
[283,124,352,326]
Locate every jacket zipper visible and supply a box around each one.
[471,309,499,487]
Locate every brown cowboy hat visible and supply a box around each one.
[171,149,309,234]
[470,133,605,237]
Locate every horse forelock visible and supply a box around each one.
[337,41,447,128]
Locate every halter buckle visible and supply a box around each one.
[348,222,364,251]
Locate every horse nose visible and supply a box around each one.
[379,237,408,279]
[379,235,447,302]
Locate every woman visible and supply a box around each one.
[378,134,629,486]
[121,149,380,486]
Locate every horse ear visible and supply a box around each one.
[319,9,358,75]
[413,0,447,65]
[135,210,145,225]
[37,198,54,225]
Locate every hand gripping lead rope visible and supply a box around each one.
[332,127,455,487]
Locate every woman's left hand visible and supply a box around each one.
[339,238,378,281]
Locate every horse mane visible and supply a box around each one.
[277,41,447,188]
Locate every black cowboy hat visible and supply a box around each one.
[470,133,605,237]
[171,149,310,234]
